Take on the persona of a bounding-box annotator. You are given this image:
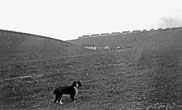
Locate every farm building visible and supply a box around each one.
[82,44,97,50]
[104,46,110,50]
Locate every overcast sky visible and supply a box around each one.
[0,0,182,40]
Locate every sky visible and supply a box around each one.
[0,0,182,40]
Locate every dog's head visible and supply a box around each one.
[71,80,82,88]
[76,80,82,88]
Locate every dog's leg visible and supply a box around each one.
[70,94,75,102]
[58,95,63,104]
[59,100,63,104]
[54,95,58,103]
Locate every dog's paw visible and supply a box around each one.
[59,101,63,104]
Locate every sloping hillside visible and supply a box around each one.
[1,40,182,109]
[0,29,93,68]
[67,27,182,49]
[1,28,182,109]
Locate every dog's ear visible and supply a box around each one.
[72,81,77,86]
[77,80,82,87]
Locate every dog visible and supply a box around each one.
[53,80,82,104]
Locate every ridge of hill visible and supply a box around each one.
[67,27,182,50]
[0,29,93,67]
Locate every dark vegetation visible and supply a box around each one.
[1,27,182,109]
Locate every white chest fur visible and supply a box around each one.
[74,87,79,96]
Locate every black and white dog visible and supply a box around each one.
[53,81,82,104]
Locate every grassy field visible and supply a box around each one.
[1,44,182,110]
[0,30,93,69]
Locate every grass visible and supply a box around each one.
[0,47,182,110]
